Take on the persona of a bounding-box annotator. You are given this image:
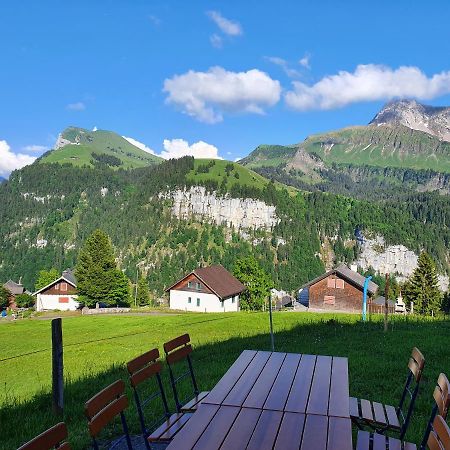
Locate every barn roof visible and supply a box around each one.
[33,269,77,295]
[166,265,246,300]
[300,264,379,295]
[3,280,26,295]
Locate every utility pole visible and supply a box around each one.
[384,273,390,332]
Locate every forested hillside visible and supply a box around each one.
[0,157,448,296]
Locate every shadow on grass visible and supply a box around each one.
[2,314,450,449]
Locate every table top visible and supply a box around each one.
[166,350,352,450]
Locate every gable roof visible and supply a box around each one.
[300,264,378,295]
[3,280,26,295]
[166,265,246,300]
[33,269,77,296]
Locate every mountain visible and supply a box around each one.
[0,176,5,183]
[240,100,450,198]
[370,99,450,142]
[0,156,448,295]
[39,126,162,169]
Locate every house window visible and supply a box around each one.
[196,298,200,307]
[324,295,335,305]
[336,279,344,289]
[188,297,191,304]
[196,282,201,291]
[187,281,193,288]
[59,297,69,303]
[232,296,235,304]
[60,282,67,292]
[55,284,59,290]
[327,278,336,288]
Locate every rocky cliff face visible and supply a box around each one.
[370,99,450,142]
[355,236,449,291]
[167,186,279,230]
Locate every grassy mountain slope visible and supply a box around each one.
[40,127,162,169]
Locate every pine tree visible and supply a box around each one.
[404,251,442,315]
[233,256,274,311]
[0,286,11,309]
[136,277,150,306]
[75,229,130,307]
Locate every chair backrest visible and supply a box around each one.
[127,348,170,438]
[85,379,132,450]
[18,422,71,450]
[421,373,450,450]
[427,415,450,450]
[398,347,425,439]
[164,334,199,412]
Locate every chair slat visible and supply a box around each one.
[436,373,450,418]
[385,404,400,429]
[360,399,373,422]
[127,348,160,375]
[431,415,450,450]
[181,391,209,412]
[408,358,421,382]
[349,397,359,419]
[148,413,190,442]
[85,379,125,418]
[130,361,163,388]
[410,347,425,381]
[17,423,70,450]
[355,431,370,450]
[164,334,190,353]
[372,432,386,450]
[166,344,193,365]
[88,395,129,437]
[372,402,387,425]
[403,442,417,450]
[387,437,402,450]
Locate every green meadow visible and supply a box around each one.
[1,312,449,449]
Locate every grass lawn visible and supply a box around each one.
[1,312,449,449]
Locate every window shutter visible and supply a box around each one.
[336,279,344,289]
[324,295,335,305]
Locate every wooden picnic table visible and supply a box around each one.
[166,350,353,450]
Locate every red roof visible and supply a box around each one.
[166,265,246,300]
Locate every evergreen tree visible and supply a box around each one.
[75,229,130,307]
[404,252,442,315]
[233,256,273,311]
[35,268,59,290]
[442,291,450,314]
[0,286,11,309]
[136,277,150,306]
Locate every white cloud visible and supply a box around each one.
[161,139,222,160]
[66,102,86,111]
[265,56,301,78]
[285,64,450,111]
[22,144,48,153]
[207,11,242,36]
[210,33,223,48]
[0,140,36,177]
[299,53,311,69]
[122,136,157,155]
[163,66,281,123]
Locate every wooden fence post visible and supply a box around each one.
[384,273,390,332]
[52,318,64,416]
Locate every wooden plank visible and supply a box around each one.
[360,399,374,422]
[264,353,301,411]
[300,414,328,450]
[88,395,129,437]
[246,409,283,450]
[149,413,191,442]
[219,407,262,450]
[328,357,350,418]
[243,352,286,409]
[127,348,159,375]
[202,350,257,405]
[85,380,125,418]
[166,403,219,450]
[349,397,359,419]
[164,334,190,353]
[166,344,193,365]
[181,391,209,412]
[387,437,402,450]
[372,433,386,450]
[192,406,240,450]
[18,422,69,450]
[273,412,306,450]
[285,354,316,413]
[306,355,332,416]
[372,402,387,425]
[385,404,400,429]
[222,351,271,407]
[356,431,370,450]
[327,417,353,450]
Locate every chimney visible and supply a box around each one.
[350,264,358,272]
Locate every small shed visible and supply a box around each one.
[299,264,379,313]
[3,279,29,309]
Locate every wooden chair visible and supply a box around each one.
[356,373,450,450]
[350,347,425,439]
[127,348,192,449]
[164,334,209,412]
[17,422,71,450]
[85,379,132,450]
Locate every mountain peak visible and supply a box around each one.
[370,99,450,142]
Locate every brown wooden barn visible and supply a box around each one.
[299,265,379,313]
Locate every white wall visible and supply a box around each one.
[36,294,79,312]
[169,290,239,313]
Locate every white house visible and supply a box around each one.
[166,265,246,313]
[34,269,79,311]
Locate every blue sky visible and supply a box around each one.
[1,0,450,175]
